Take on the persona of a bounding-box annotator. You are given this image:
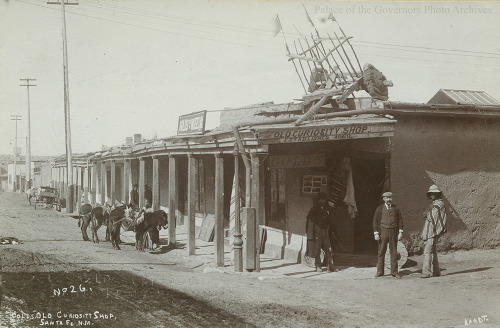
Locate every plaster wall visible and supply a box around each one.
[391,116,500,252]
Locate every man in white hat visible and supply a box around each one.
[373,191,404,278]
[421,184,447,278]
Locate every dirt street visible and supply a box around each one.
[1,191,499,328]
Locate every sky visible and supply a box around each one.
[1,0,499,156]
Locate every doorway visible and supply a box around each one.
[352,158,386,255]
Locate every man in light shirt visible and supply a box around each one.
[372,191,404,278]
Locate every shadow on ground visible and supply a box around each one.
[1,269,255,328]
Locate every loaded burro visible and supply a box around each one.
[50,9,497,274]
[78,201,168,252]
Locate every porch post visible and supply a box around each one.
[76,166,82,213]
[187,154,196,256]
[168,155,177,245]
[152,156,159,211]
[123,159,130,204]
[233,151,243,272]
[139,158,145,208]
[214,154,224,267]
[110,160,116,205]
[251,152,261,272]
[100,161,106,205]
[83,166,89,204]
[91,162,97,206]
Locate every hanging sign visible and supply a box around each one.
[177,110,207,135]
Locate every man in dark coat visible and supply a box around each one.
[130,184,139,210]
[306,192,334,273]
[373,191,404,278]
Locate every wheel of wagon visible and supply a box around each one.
[385,241,408,270]
[362,63,389,101]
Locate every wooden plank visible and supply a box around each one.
[187,154,196,255]
[168,156,177,245]
[214,154,224,267]
[199,215,215,242]
[152,157,159,211]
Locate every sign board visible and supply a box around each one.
[269,153,325,169]
[256,122,395,144]
[177,110,207,135]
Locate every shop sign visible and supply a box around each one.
[269,153,325,168]
[258,123,394,144]
[177,110,207,135]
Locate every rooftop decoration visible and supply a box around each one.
[277,7,393,125]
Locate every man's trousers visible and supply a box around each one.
[377,228,398,275]
[422,236,440,276]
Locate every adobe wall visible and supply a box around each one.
[391,116,500,253]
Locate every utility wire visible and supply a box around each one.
[12,0,500,72]
[82,0,500,59]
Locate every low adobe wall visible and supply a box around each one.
[391,116,500,253]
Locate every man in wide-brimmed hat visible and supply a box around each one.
[373,191,404,278]
[421,184,447,278]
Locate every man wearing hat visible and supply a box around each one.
[421,184,447,278]
[373,191,404,278]
[305,192,335,273]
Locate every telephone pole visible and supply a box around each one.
[48,0,78,213]
[10,115,22,191]
[20,78,36,192]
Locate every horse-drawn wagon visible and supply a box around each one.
[31,186,61,211]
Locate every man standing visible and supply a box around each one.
[305,192,334,273]
[373,191,404,278]
[130,184,139,209]
[421,184,447,278]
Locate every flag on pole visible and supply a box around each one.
[273,14,282,37]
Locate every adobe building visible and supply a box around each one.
[389,90,500,253]
[50,89,500,271]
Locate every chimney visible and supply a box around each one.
[125,137,133,145]
[133,134,142,143]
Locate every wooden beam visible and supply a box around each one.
[214,154,224,267]
[187,154,196,256]
[152,156,159,211]
[139,158,145,208]
[168,156,178,245]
